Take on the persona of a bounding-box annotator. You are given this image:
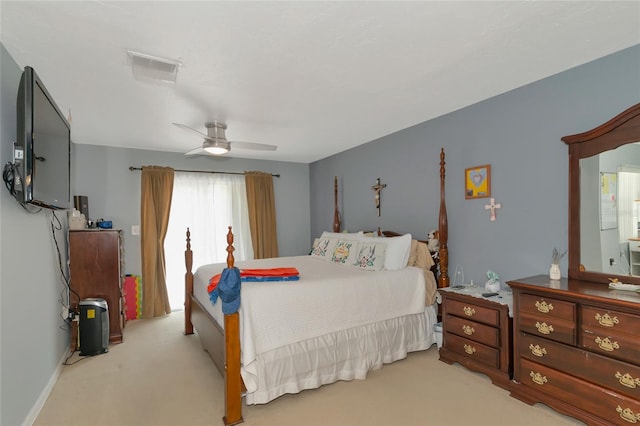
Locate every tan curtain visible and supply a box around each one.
[140,166,174,318]
[245,171,279,258]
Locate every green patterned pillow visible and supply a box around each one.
[353,242,386,271]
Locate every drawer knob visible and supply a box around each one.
[616,405,640,423]
[615,372,640,389]
[595,312,619,327]
[463,306,476,317]
[534,300,554,314]
[529,343,548,357]
[529,371,548,386]
[462,325,475,336]
[535,321,554,335]
[463,344,476,355]
[595,336,620,352]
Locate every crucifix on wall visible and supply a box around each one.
[371,178,387,216]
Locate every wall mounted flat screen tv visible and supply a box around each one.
[14,66,71,210]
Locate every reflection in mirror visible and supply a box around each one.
[563,102,640,285]
[580,144,640,275]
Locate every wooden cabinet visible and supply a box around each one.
[439,289,513,389]
[509,275,640,426]
[69,229,126,345]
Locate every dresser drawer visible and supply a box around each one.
[518,311,576,345]
[518,332,640,400]
[519,293,576,321]
[582,328,640,365]
[445,314,499,347]
[445,298,499,327]
[444,331,499,369]
[581,305,640,336]
[520,358,640,425]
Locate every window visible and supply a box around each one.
[164,172,253,310]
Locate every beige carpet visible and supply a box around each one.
[34,312,585,426]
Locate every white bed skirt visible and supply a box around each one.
[243,305,437,405]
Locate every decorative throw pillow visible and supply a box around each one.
[310,237,338,261]
[357,233,411,270]
[353,242,386,271]
[331,239,359,265]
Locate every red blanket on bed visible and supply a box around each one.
[208,267,300,292]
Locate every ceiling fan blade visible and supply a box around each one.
[184,146,206,156]
[173,123,214,141]
[231,141,277,151]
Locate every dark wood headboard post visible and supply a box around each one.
[332,176,341,232]
[223,227,243,426]
[438,148,450,288]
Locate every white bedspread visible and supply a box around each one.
[194,255,429,399]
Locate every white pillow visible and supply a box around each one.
[310,237,338,261]
[321,230,363,240]
[353,242,386,271]
[331,239,359,265]
[358,233,411,270]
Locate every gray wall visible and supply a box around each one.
[72,145,311,277]
[310,44,640,287]
[1,44,71,426]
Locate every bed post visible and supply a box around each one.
[332,176,341,232]
[185,228,194,335]
[223,227,243,426]
[438,148,450,288]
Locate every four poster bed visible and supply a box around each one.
[184,148,450,425]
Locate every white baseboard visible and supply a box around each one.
[22,348,69,426]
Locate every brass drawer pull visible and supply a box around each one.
[462,325,475,335]
[463,306,475,317]
[595,312,619,327]
[529,371,547,386]
[535,321,554,335]
[616,405,640,423]
[463,344,476,355]
[529,343,547,357]
[615,372,640,389]
[595,336,620,352]
[535,300,553,313]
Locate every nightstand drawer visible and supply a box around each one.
[445,331,499,369]
[445,314,499,347]
[519,293,575,321]
[445,298,499,326]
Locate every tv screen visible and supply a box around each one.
[15,66,71,210]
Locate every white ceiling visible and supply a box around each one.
[1,1,639,163]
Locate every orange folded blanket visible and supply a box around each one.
[208,267,300,293]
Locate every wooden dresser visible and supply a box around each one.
[439,288,513,389]
[69,229,126,345]
[508,275,640,426]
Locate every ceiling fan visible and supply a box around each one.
[173,121,277,156]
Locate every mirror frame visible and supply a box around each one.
[562,102,640,284]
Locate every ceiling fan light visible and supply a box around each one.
[203,140,230,155]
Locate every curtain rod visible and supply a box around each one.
[128,166,280,178]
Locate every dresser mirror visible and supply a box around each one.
[562,102,640,284]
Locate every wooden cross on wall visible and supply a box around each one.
[485,197,501,221]
[371,178,387,216]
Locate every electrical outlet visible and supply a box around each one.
[62,306,69,319]
[131,225,140,236]
[610,258,617,266]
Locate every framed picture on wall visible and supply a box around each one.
[600,172,617,230]
[465,164,491,199]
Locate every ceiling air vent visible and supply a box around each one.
[126,50,181,84]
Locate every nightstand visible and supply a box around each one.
[438,286,513,390]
